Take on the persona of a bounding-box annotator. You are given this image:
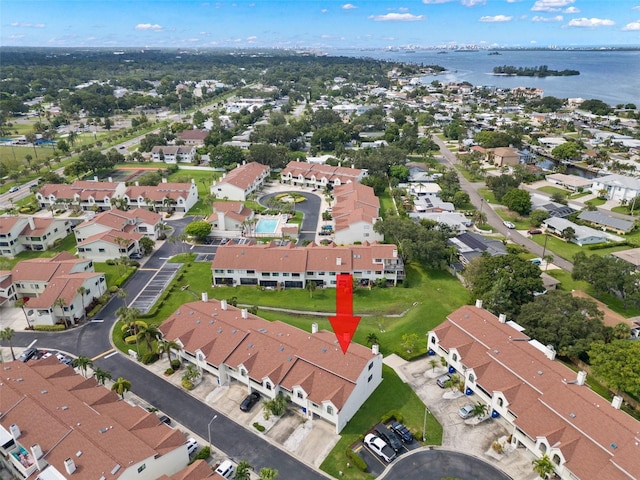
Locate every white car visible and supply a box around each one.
[364,433,396,463]
[503,221,516,229]
[185,438,198,456]
[215,460,235,479]
[8,186,20,193]
[458,403,475,419]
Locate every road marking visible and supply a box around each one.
[27,339,38,349]
[138,268,159,271]
[103,351,118,359]
[92,349,115,361]
[90,319,104,323]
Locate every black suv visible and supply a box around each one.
[240,391,261,412]
[374,423,403,452]
[391,421,414,443]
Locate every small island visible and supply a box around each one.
[492,65,579,77]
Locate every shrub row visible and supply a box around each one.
[380,410,404,424]
[253,422,266,432]
[587,240,635,250]
[345,448,367,472]
[33,324,66,332]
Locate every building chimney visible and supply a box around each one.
[93,175,98,182]
[201,292,208,302]
[498,313,507,323]
[28,216,35,230]
[311,323,318,334]
[241,308,248,319]
[108,177,113,183]
[577,370,587,386]
[475,299,483,309]
[220,299,227,310]
[135,181,139,187]
[372,344,379,355]
[64,458,76,475]
[10,424,21,440]
[161,178,167,183]
[612,395,623,410]
[31,444,46,471]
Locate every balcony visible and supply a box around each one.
[9,446,36,477]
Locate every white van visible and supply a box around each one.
[215,460,235,479]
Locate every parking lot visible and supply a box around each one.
[353,421,420,477]
[129,262,182,313]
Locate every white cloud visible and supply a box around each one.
[422,0,455,4]
[6,34,25,39]
[135,23,163,31]
[369,13,425,21]
[564,6,579,13]
[532,15,563,22]
[321,9,328,13]
[246,35,257,42]
[622,20,640,30]
[633,6,640,11]
[566,17,615,27]
[342,3,357,9]
[462,0,486,6]
[479,15,512,22]
[531,0,574,12]
[398,7,409,12]
[506,0,522,2]
[10,22,45,28]
[530,40,537,43]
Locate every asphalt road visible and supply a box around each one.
[259,190,322,243]
[381,449,512,480]
[432,135,574,273]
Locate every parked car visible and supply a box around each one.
[530,257,542,266]
[503,221,516,229]
[527,229,542,235]
[390,421,414,443]
[8,186,20,193]
[240,391,261,412]
[458,403,475,419]
[185,438,198,456]
[436,373,452,388]
[215,460,235,479]
[18,347,38,363]
[158,415,171,425]
[364,433,396,463]
[374,424,403,451]
[130,252,143,259]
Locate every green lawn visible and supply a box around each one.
[529,233,637,265]
[379,189,395,217]
[320,365,443,480]
[537,185,569,197]
[167,169,221,197]
[94,262,136,288]
[3,233,77,268]
[477,187,498,204]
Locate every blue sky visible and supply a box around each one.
[2,0,639,49]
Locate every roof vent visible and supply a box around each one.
[248,343,253,348]
[231,329,237,334]
[111,464,121,475]
[217,328,223,334]
[189,311,194,315]
[16,378,23,382]
[321,348,327,353]
[279,346,284,351]
[493,349,499,354]
[75,450,82,457]
[64,458,76,475]
[569,412,576,418]
[209,320,214,324]
[61,405,69,410]
[41,390,48,394]
[287,356,292,361]
[610,443,618,449]
[537,371,543,376]
[10,424,21,440]
[196,320,200,324]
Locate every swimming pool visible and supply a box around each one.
[255,218,279,234]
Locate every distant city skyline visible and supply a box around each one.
[2,0,639,50]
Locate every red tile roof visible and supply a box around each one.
[217,162,269,190]
[281,161,364,184]
[159,301,375,409]
[434,305,640,480]
[0,358,185,479]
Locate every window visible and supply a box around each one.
[227,269,235,274]
[99,248,106,253]
[368,362,374,371]
[552,454,561,465]
[261,272,270,277]
[283,273,289,277]
[265,382,272,390]
[368,374,373,383]
[329,272,336,276]
[540,443,547,453]
[452,353,458,361]
[272,273,279,277]
[297,391,303,399]
[292,273,300,278]
[240,369,247,377]
[247,270,255,274]
[327,406,334,415]
[468,373,475,383]
[497,397,504,407]
[137,464,146,473]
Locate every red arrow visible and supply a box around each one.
[329,274,361,354]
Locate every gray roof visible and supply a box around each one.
[448,232,507,260]
[594,174,640,191]
[543,217,607,243]
[578,210,634,232]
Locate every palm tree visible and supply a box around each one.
[234,460,253,480]
[429,358,438,372]
[76,286,88,322]
[117,288,128,308]
[157,339,181,367]
[471,402,489,419]
[305,280,316,299]
[112,377,132,399]
[543,254,554,272]
[14,298,32,329]
[52,298,71,328]
[137,323,162,353]
[0,327,16,360]
[366,333,379,346]
[532,454,555,479]
[72,355,93,378]
[94,367,112,385]
[258,467,278,480]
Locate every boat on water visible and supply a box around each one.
[488,51,501,56]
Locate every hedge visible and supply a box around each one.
[33,324,66,331]
[253,422,266,432]
[345,448,367,472]
[124,335,138,344]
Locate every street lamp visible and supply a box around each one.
[207,414,218,447]
[423,407,430,443]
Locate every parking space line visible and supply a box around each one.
[92,348,115,361]
[362,445,387,467]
